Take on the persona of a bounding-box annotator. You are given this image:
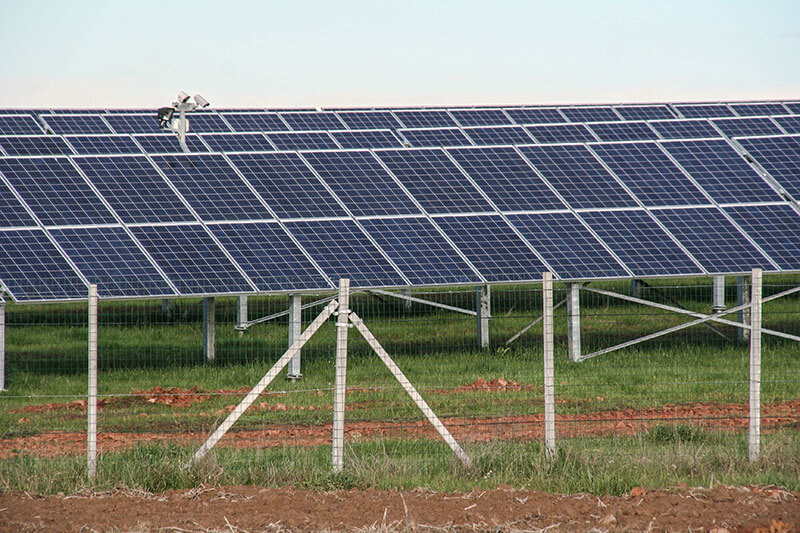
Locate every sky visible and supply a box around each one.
[1,0,799,108]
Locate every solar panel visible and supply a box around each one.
[433,215,547,282]
[397,128,473,147]
[462,126,535,145]
[711,117,783,137]
[0,229,87,302]
[335,111,403,130]
[587,121,660,142]
[723,204,800,270]
[660,139,782,203]
[0,179,37,228]
[0,114,44,135]
[579,210,705,276]
[589,142,710,206]
[283,220,406,288]
[150,154,272,221]
[64,134,142,155]
[133,133,209,153]
[525,123,597,143]
[40,114,113,134]
[507,212,628,279]
[614,105,676,121]
[220,112,289,132]
[180,113,231,133]
[226,152,347,219]
[729,102,790,116]
[503,107,565,124]
[674,104,736,118]
[264,131,340,150]
[652,207,775,273]
[773,115,800,134]
[279,112,346,131]
[199,133,274,152]
[329,129,403,149]
[49,226,176,298]
[376,148,495,214]
[301,150,420,216]
[785,103,800,114]
[736,135,800,199]
[73,155,196,224]
[648,119,722,139]
[0,157,117,226]
[518,144,638,209]
[359,217,481,285]
[393,110,458,128]
[209,221,331,291]
[129,224,254,295]
[104,113,162,134]
[560,106,620,122]
[0,135,74,156]
[450,109,513,127]
[447,146,566,211]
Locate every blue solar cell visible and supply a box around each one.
[104,114,162,134]
[226,152,347,218]
[711,117,784,137]
[785,103,800,114]
[376,148,494,214]
[40,114,113,134]
[336,111,403,130]
[284,220,406,288]
[329,129,403,149]
[150,154,272,221]
[180,113,231,133]
[674,104,735,118]
[525,123,597,143]
[0,135,74,156]
[518,144,638,209]
[587,121,660,142]
[579,210,704,276]
[560,106,620,122]
[279,112,346,131]
[774,115,800,134]
[220,112,289,132]
[503,107,565,124]
[398,128,473,147]
[265,131,339,150]
[450,109,513,127]
[64,135,142,155]
[130,224,253,295]
[648,119,721,139]
[359,217,481,285]
[49,226,175,298]
[736,135,800,199]
[589,142,710,206]
[0,229,87,301]
[200,133,274,152]
[73,155,196,224]
[462,126,535,145]
[447,146,566,211]
[433,215,547,282]
[393,110,458,128]
[729,103,790,116]
[209,222,331,291]
[0,114,44,135]
[652,207,774,273]
[133,134,209,153]
[301,150,420,216]
[614,105,676,121]
[508,212,628,279]
[0,179,37,227]
[0,157,116,225]
[660,139,782,203]
[723,204,800,270]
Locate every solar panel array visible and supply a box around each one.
[1,99,799,302]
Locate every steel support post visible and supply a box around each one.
[737,276,751,342]
[567,283,581,362]
[713,275,726,312]
[332,279,350,472]
[87,285,98,479]
[0,301,5,392]
[287,294,303,379]
[203,297,215,363]
[749,269,762,462]
[237,295,248,331]
[542,273,556,459]
[476,285,490,350]
[402,287,412,312]
[630,279,641,299]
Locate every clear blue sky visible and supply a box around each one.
[1,0,799,108]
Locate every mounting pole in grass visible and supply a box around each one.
[476,285,490,350]
[749,268,762,462]
[287,294,303,379]
[332,278,350,473]
[737,276,751,341]
[542,272,556,459]
[88,284,98,479]
[567,282,581,362]
[0,299,5,392]
[203,297,215,363]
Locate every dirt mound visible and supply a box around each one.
[132,386,208,407]
[451,377,524,392]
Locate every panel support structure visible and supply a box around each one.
[237,295,248,331]
[737,276,751,342]
[287,294,303,379]
[87,284,98,480]
[203,297,215,363]
[713,276,726,312]
[567,283,581,362]
[749,268,762,462]
[630,279,642,299]
[542,272,556,459]
[0,301,5,392]
[476,285,490,350]
[332,279,350,473]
